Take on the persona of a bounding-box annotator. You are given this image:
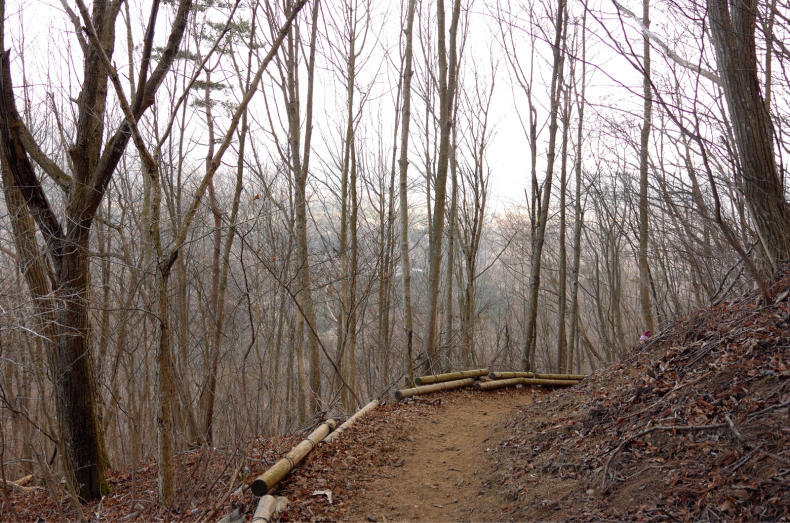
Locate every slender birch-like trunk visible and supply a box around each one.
[638,0,655,333]
[522,0,568,370]
[423,0,461,371]
[398,0,418,385]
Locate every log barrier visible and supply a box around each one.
[251,419,337,496]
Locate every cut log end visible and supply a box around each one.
[253,494,289,523]
[251,478,269,497]
[251,419,336,497]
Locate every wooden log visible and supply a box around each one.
[13,474,33,486]
[2,474,34,491]
[324,399,379,444]
[488,371,534,379]
[252,495,289,522]
[251,419,337,496]
[477,377,580,391]
[533,373,586,380]
[521,378,580,386]
[489,371,586,381]
[476,377,525,390]
[414,368,489,385]
[394,377,476,400]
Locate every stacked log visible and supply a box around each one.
[414,368,489,385]
[477,377,525,391]
[248,370,584,513]
[521,378,580,386]
[394,377,476,400]
[477,376,582,391]
[394,368,584,398]
[489,371,586,381]
[251,419,337,496]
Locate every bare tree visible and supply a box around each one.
[423,0,462,371]
[398,0,418,385]
[522,0,568,370]
[325,0,372,410]
[706,0,790,270]
[638,0,655,333]
[567,7,588,374]
[268,0,322,417]
[0,0,192,498]
[457,70,494,368]
[121,0,305,502]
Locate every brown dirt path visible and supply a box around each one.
[341,388,534,522]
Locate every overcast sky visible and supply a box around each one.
[8,0,708,216]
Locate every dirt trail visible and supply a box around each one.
[342,390,533,522]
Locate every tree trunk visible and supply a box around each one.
[567,7,586,375]
[398,0,418,387]
[0,166,57,372]
[423,0,462,371]
[335,4,360,409]
[638,0,655,333]
[154,264,176,505]
[56,228,111,500]
[443,124,459,370]
[0,0,192,498]
[379,75,399,393]
[347,146,359,409]
[707,0,790,267]
[556,72,571,373]
[282,0,322,415]
[522,0,567,371]
[458,77,492,371]
[202,69,223,446]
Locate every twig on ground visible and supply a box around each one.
[600,422,727,488]
[725,414,747,444]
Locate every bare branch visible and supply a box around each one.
[0,52,65,264]
[611,0,720,85]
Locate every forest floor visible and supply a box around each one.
[3,271,789,521]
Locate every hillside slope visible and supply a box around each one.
[3,274,788,521]
[491,272,790,520]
